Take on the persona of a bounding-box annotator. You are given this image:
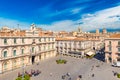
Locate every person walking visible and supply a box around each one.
[50,73,52,76]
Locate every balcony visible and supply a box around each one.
[37,49,55,54]
[105,50,112,53]
[117,45,120,47]
[107,45,112,47]
[37,41,55,44]
[116,51,120,54]
[0,43,31,48]
[0,53,29,61]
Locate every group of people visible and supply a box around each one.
[62,72,71,80]
[76,75,82,80]
[17,69,41,77]
[30,69,41,76]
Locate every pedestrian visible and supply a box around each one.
[92,74,94,77]
[62,75,65,79]
[114,72,117,76]
[79,75,82,79]
[50,73,52,76]
[67,72,70,76]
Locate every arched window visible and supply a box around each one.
[3,51,7,58]
[13,50,16,56]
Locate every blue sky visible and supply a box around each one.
[0,0,120,31]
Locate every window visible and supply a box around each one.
[4,62,7,70]
[118,41,120,45]
[44,46,46,50]
[108,57,112,62]
[21,58,24,65]
[52,38,54,41]
[48,45,50,50]
[117,58,120,61]
[33,39,35,42]
[13,60,16,67]
[48,38,50,41]
[4,39,7,44]
[109,41,111,45]
[52,45,54,49]
[118,48,120,52]
[14,38,17,44]
[21,49,24,54]
[3,51,7,58]
[22,38,24,43]
[65,43,67,47]
[44,38,46,42]
[109,47,111,51]
[32,47,34,53]
[13,50,16,56]
[39,38,41,42]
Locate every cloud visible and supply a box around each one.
[71,8,81,14]
[39,20,78,31]
[0,5,120,32]
[78,5,120,31]
[0,17,31,30]
[39,5,120,32]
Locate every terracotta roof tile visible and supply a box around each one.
[56,37,86,41]
[110,34,120,38]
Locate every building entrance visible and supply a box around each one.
[32,56,35,64]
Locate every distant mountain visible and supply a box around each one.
[89,28,120,33]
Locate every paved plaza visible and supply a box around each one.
[0,55,120,80]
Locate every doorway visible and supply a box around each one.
[32,56,35,64]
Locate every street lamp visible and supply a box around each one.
[22,63,25,80]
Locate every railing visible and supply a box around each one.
[0,53,30,61]
[0,44,31,48]
[117,45,120,47]
[0,41,55,47]
[104,50,112,53]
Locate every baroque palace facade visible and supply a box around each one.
[0,24,56,73]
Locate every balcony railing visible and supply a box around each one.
[117,45,120,47]
[105,50,112,53]
[0,53,29,61]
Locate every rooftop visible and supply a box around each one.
[56,37,87,41]
[109,34,120,38]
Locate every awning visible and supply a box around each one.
[86,51,95,56]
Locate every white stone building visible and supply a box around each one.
[0,24,56,73]
[56,37,92,57]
